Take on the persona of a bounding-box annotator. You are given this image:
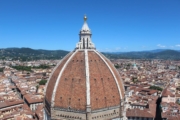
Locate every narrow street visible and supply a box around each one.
[155,97,162,120]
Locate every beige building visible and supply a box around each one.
[162,88,176,103]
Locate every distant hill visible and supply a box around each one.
[104,49,170,54]
[0,48,180,61]
[103,49,180,60]
[0,48,69,61]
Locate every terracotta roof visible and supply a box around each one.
[45,52,73,102]
[0,99,24,109]
[126,108,155,118]
[162,88,175,97]
[54,51,86,111]
[45,50,125,112]
[35,104,44,120]
[88,51,120,110]
[24,94,43,104]
[168,116,180,120]
[100,52,125,98]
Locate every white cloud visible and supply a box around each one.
[170,46,174,48]
[96,48,110,52]
[102,48,113,52]
[157,44,166,48]
[175,44,180,47]
[98,47,127,52]
[115,47,121,51]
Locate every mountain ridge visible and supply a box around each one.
[103,49,180,60]
[0,48,180,61]
[103,49,179,54]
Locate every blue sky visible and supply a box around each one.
[0,0,180,52]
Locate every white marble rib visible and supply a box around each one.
[99,52,125,93]
[94,50,123,99]
[44,52,72,96]
[51,50,78,107]
[85,49,91,106]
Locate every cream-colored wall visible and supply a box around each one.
[51,109,86,120]
[91,108,121,120]
[162,96,176,103]
[50,107,121,120]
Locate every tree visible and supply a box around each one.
[149,86,163,91]
[132,77,138,83]
[114,64,120,69]
[12,66,32,71]
[0,67,4,72]
[33,64,50,69]
[39,79,47,85]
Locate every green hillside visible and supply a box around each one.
[0,48,69,61]
[0,48,180,61]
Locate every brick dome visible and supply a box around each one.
[44,16,125,120]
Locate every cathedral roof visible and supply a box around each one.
[44,16,125,119]
[45,50,124,112]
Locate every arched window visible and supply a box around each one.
[87,38,89,48]
[83,38,85,49]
